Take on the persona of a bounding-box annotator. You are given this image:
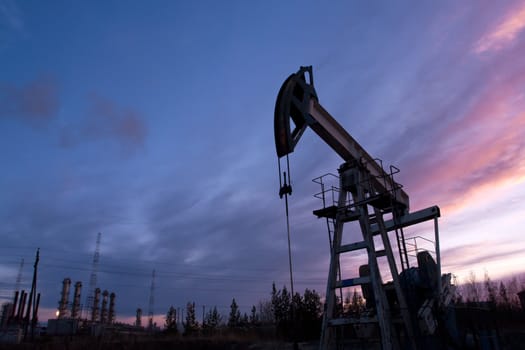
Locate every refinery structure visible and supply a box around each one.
[47,278,117,336]
[0,233,144,344]
[44,232,121,336]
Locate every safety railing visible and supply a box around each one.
[312,173,341,208]
[405,235,436,258]
[359,157,404,201]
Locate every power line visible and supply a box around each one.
[0,248,332,275]
[36,262,326,284]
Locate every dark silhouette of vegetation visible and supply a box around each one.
[456,271,524,310]
[202,306,222,335]
[270,282,322,341]
[249,305,258,325]
[227,298,241,328]
[165,305,178,334]
[452,270,525,349]
[145,271,525,348]
[183,302,199,336]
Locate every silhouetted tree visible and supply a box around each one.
[296,288,322,341]
[228,298,241,328]
[507,277,520,308]
[290,291,301,326]
[203,306,222,334]
[165,306,178,334]
[484,271,497,307]
[272,284,291,325]
[334,295,344,316]
[250,305,258,325]
[183,302,199,335]
[302,289,322,320]
[270,284,322,341]
[465,271,480,303]
[271,284,292,338]
[343,291,351,313]
[258,300,273,324]
[348,289,365,315]
[271,282,278,318]
[499,281,509,308]
[241,312,249,326]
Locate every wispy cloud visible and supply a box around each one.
[411,110,525,213]
[60,94,148,152]
[398,44,525,213]
[0,76,59,125]
[473,2,525,54]
[441,240,525,279]
[0,0,24,33]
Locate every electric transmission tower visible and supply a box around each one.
[15,258,24,292]
[85,232,101,319]
[148,269,155,330]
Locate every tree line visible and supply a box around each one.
[454,271,525,310]
[162,282,323,341]
[162,271,525,338]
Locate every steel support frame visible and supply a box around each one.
[320,163,416,350]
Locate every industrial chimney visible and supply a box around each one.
[108,292,116,324]
[100,290,109,324]
[58,278,71,319]
[135,308,142,327]
[71,281,82,319]
[92,288,101,322]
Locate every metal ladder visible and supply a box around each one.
[313,174,344,309]
[316,162,416,350]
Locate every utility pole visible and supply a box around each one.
[148,269,156,330]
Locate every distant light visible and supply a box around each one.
[55,310,59,317]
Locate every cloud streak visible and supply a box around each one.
[0,0,25,45]
[473,2,525,54]
[441,240,525,278]
[394,37,525,213]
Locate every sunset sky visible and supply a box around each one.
[1,0,524,324]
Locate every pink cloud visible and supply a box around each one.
[441,240,525,280]
[473,2,525,54]
[61,94,147,152]
[410,114,524,213]
[405,68,525,213]
[0,76,59,125]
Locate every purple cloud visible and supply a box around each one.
[60,94,147,152]
[0,76,59,125]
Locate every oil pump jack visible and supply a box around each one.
[274,67,457,350]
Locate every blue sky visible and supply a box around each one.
[1,0,525,324]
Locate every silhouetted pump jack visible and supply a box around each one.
[274,66,459,350]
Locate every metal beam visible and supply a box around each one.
[308,100,410,210]
[371,206,440,234]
